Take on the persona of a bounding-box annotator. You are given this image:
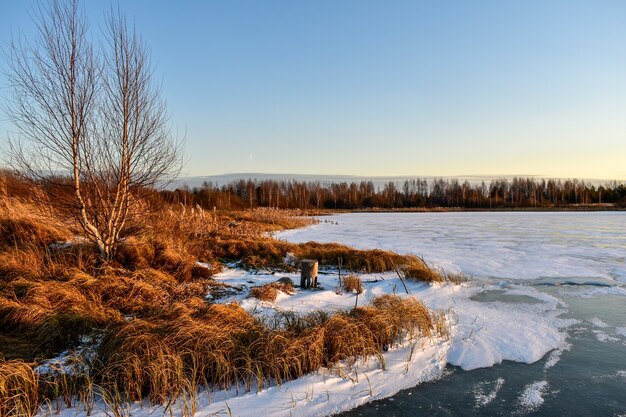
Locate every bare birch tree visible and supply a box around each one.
[4,0,181,260]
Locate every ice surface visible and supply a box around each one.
[277,212,626,282]
[558,286,626,299]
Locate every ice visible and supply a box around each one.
[434,285,570,370]
[589,317,609,328]
[593,330,620,343]
[516,380,549,414]
[558,286,626,299]
[473,378,505,408]
[277,212,626,282]
[544,342,571,370]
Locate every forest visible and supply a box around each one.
[161,177,626,210]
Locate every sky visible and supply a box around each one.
[1,0,626,180]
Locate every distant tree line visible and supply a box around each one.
[159,177,626,210]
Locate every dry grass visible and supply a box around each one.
[0,358,38,417]
[208,237,291,269]
[231,208,316,233]
[0,279,122,358]
[401,259,467,284]
[249,281,294,302]
[207,237,450,283]
[342,275,363,294]
[0,177,450,416]
[401,260,444,283]
[1,292,444,415]
[0,196,70,251]
[294,242,415,273]
[95,295,440,402]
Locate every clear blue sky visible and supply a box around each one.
[2,0,626,180]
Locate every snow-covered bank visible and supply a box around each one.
[215,268,573,372]
[44,267,572,417]
[180,267,573,416]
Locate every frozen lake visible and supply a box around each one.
[277,211,626,283]
[276,212,626,416]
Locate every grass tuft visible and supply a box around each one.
[249,281,294,302]
[0,358,38,417]
[342,275,363,294]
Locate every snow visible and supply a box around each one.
[516,380,549,414]
[473,378,505,409]
[276,212,626,282]
[544,342,571,370]
[214,269,571,372]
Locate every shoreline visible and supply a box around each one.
[310,205,625,215]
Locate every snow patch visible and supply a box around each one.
[436,285,572,370]
[473,378,505,408]
[516,380,549,414]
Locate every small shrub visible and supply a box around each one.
[342,275,363,294]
